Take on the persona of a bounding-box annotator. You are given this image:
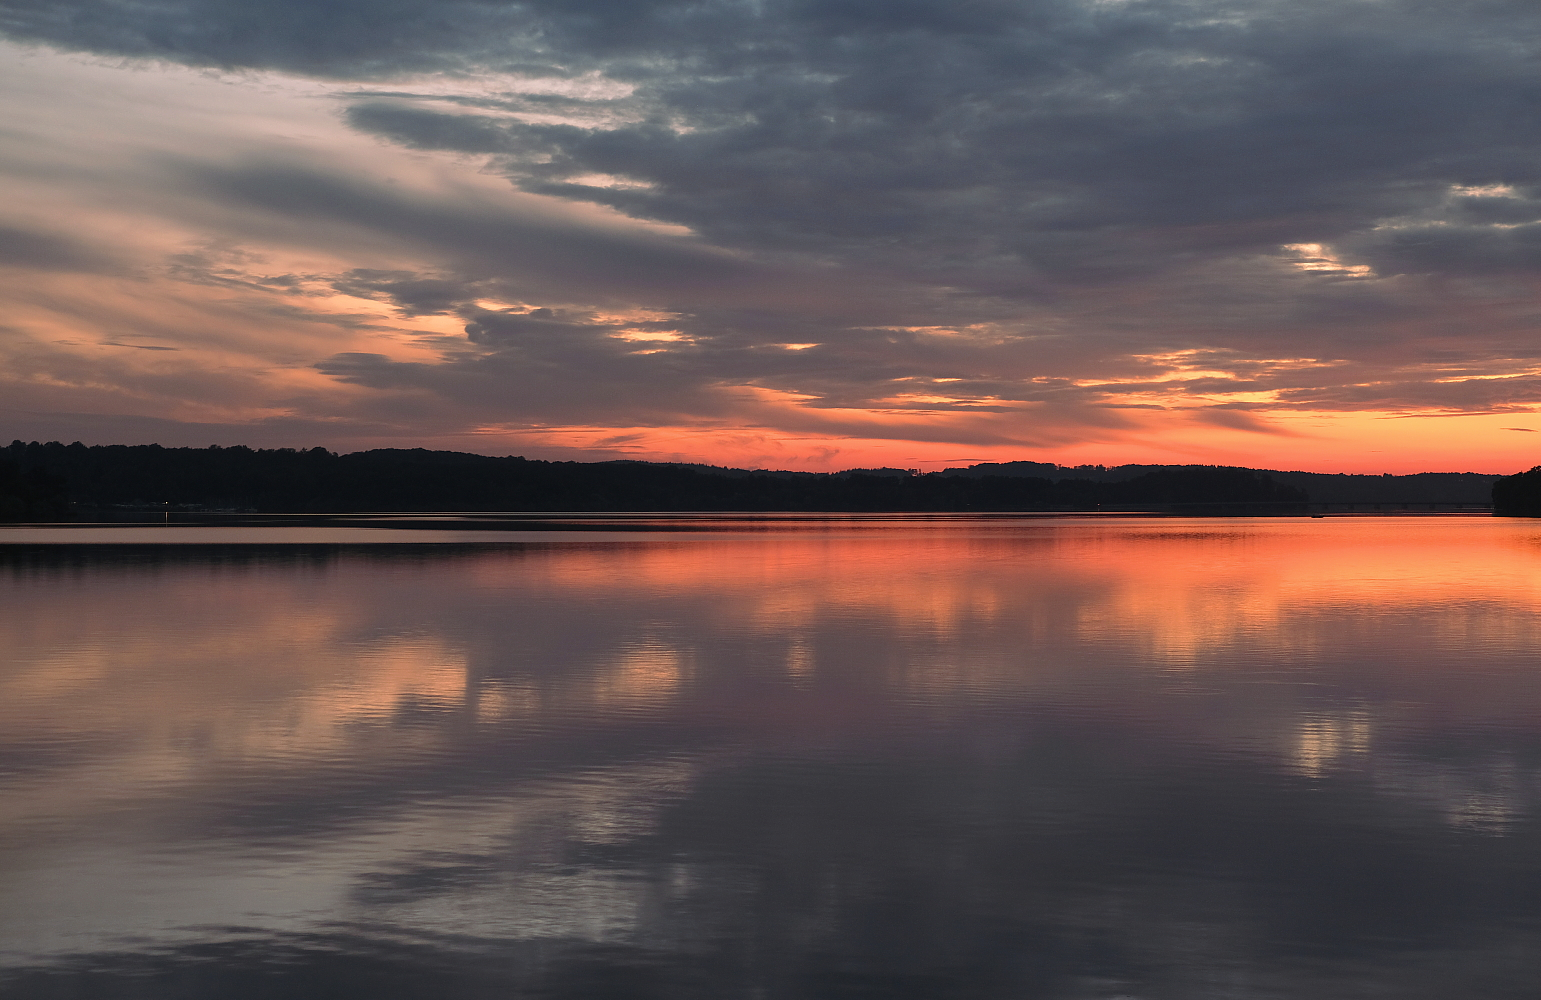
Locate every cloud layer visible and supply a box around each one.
[6,0,1541,469]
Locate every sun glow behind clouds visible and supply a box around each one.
[1280,244,1374,277]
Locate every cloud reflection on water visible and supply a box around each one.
[5,519,1541,996]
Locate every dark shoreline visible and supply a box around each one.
[5,440,1513,519]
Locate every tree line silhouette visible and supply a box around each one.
[1491,466,1541,515]
[2,441,1314,519]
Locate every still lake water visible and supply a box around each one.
[4,516,1541,999]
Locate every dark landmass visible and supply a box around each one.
[1492,466,1541,515]
[0,459,70,521]
[0,439,1513,519]
[2,440,1309,517]
[936,460,1501,504]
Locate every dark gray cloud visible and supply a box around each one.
[345,103,523,156]
[0,0,533,78]
[1349,221,1541,277]
[175,158,794,306]
[0,224,116,272]
[330,270,471,315]
[315,0,1541,288]
[10,0,1541,458]
[15,0,1541,277]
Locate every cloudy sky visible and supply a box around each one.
[3,0,1541,472]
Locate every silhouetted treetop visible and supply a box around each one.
[0,440,1328,517]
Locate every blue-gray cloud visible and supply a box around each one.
[10,0,1541,450]
[0,223,117,273]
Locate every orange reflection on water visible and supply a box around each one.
[18,517,1541,976]
[7,518,1541,815]
[465,518,1541,670]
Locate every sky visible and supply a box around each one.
[3,0,1541,473]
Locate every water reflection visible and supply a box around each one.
[5,519,1541,998]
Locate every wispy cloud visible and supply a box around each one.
[4,1,1541,470]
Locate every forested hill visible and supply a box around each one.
[2,441,1317,516]
[935,460,1500,504]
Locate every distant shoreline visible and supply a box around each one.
[0,440,1519,520]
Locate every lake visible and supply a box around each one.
[3,516,1541,999]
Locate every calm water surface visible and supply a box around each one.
[4,516,1541,998]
